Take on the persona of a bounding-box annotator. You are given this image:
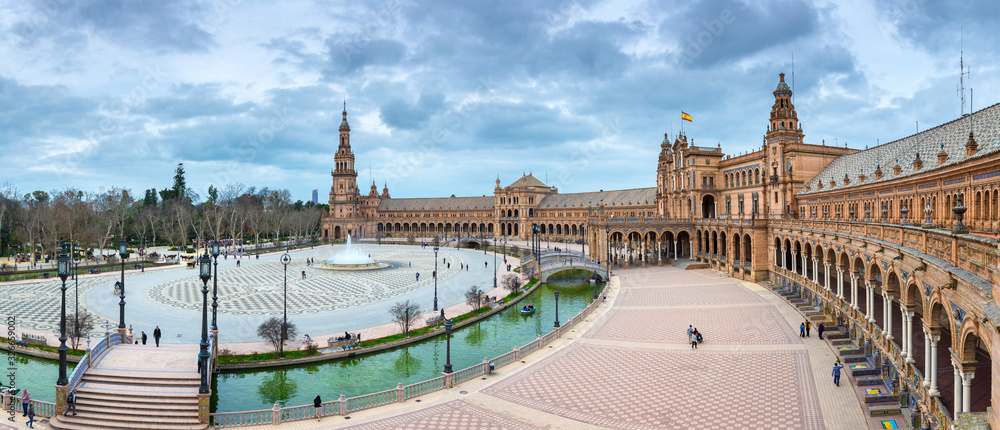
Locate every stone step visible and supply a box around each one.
[86,368,200,381]
[50,414,207,430]
[76,382,199,399]
[75,391,200,405]
[75,402,199,417]
[55,410,203,424]
[82,374,200,386]
[868,406,902,417]
[76,397,199,410]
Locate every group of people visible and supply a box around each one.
[799,320,825,339]
[521,304,535,312]
[686,325,704,349]
[139,326,163,347]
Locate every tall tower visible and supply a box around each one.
[764,73,805,217]
[329,104,361,229]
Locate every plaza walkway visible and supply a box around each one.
[190,264,870,429]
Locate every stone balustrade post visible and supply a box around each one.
[271,402,281,424]
[337,394,348,415]
[396,383,404,403]
[513,345,521,361]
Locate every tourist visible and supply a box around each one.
[153,326,162,347]
[447,263,450,269]
[26,404,34,428]
[415,272,420,281]
[302,271,306,279]
[832,361,844,386]
[805,321,811,337]
[20,389,29,416]
[484,261,488,268]
[687,325,693,338]
[141,331,147,345]
[237,260,241,267]
[693,328,702,343]
[690,332,698,350]
[799,322,805,338]
[313,395,322,421]
[64,389,77,416]
[817,322,825,340]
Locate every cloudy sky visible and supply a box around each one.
[1,0,997,202]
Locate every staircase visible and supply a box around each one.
[50,344,207,430]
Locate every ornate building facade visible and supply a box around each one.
[322,74,999,428]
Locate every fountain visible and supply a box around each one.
[314,235,390,270]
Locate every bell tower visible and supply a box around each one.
[329,103,360,227]
[764,73,806,217]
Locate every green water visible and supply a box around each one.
[211,278,600,412]
[12,278,600,413]
[5,353,76,403]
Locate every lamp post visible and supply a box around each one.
[553,289,560,328]
[280,252,291,358]
[493,237,497,289]
[443,319,453,374]
[117,238,129,343]
[197,252,212,394]
[211,240,220,332]
[141,235,146,273]
[432,246,439,311]
[57,245,70,386]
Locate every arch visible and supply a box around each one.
[514,209,519,218]
[334,226,342,239]
[732,233,741,262]
[774,237,782,267]
[701,194,716,218]
[884,271,901,296]
[743,234,752,265]
[676,230,691,258]
[719,232,727,259]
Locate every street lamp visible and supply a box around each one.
[280,252,291,357]
[117,238,129,343]
[197,252,212,394]
[141,235,146,273]
[553,289,560,328]
[443,319,453,374]
[432,246,439,311]
[211,240,220,332]
[57,245,70,386]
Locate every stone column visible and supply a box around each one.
[884,294,893,341]
[824,264,831,290]
[792,252,798,274]
[837,269,844,299]
[962,371,975,413]
[923,330,932,388]
[864,283,873,320]
[813,258,819,284]
[928,334,940,397]
[953,363,962,420]
[674,240,679,259]
[689,240,693,259]
[850,275,859,309]
[904,311,915,363]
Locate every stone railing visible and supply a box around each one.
[210,282,609,426]
[0,395,56,418]
[772,218,998,297]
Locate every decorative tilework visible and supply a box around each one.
[974,170,1000,180]
[944,177,966,185]
[919,183,938,189]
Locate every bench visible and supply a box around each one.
[327,334,360,349]
[20,334,47,346]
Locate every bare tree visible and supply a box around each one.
[501,273,520,295]
[388,300,422,337]
[464,285,483,311]
[257,317,297,356]
[67,311,98,350]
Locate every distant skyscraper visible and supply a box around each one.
[312,189,318,204]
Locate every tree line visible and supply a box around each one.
[0,164,327,263]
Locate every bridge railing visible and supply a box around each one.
[209,282,612,427]
[67,333,120,393]
[1,395,56,418]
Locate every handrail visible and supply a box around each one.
[68,334,119,393]
[210,282,610,426]
[2,395,56,418]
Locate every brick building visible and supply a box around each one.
[322,74,999,428]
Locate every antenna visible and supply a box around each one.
[791,53,795,104]
[958,28,971,117]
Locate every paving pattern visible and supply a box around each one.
[148,247,469,315]
[615,282,767,307]
[585,305,801,345]
[483,344,823,430]
[0,272,138,334]
[343,400,545,430]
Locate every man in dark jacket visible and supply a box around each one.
[64,389,77,416]
[153,326,162,347]
[141,331,147,345]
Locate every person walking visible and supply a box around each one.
[799,322,806,338]
[313,395,322,421]
[141,331,147,345]
[20,389,30,416]
[690,332,699,350]
[687,325,694,338]
[832,362,844,387]
[817,322,825,340]
[26,403,35,428]
[64,389,77,416]
[153,326,162,347]
[805,321,812,337]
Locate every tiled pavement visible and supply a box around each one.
[231,264,870,430]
